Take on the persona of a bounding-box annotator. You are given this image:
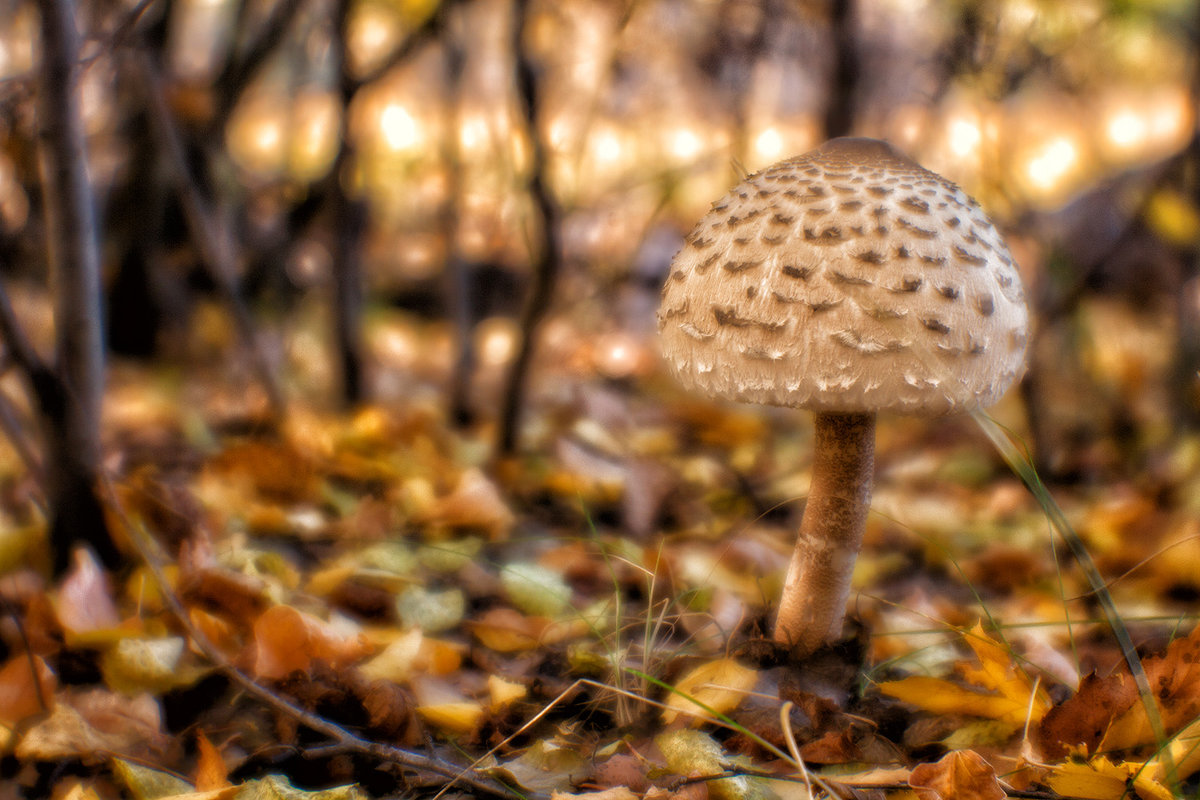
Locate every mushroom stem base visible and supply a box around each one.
[774,411,875,654]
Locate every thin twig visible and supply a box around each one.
[211,0,310,127]
[347,1,466,92]
[0,279,49,383]
[101,478,519,800]
[0,381,46,493]
[0,594,49,713]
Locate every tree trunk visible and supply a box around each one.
[37,0,119,570]
[497,0,560,456]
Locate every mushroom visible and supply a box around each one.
[657,137,1028,655]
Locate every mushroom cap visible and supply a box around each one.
[658,137,1029,417]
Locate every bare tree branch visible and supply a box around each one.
[212,0,310,127]
[497,0,562,456]
[135,49,286,417]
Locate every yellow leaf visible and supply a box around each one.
[1046,757,1174,800]
[1146,717,1200,783]
[962,623,1052,720]
[110,758,194,799]
[488,675,527,709]
[101,637,210,695]
[661,658,758,724]
[880,624,1050,728]
[416,702,484,735]
[879,676,1025,728]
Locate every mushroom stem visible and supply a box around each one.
[774,410,876,653]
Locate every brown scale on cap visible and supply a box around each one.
[658,136,1028,417]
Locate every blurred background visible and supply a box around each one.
[0,0,1198,487]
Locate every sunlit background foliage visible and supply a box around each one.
[0,0,1197,471]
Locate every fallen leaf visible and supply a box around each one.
[1039,671,1135,758]
[194,731,230,791]
[110,758,193,800]
[235,775,366,799]
[57,548,121,638]
[16,689,166,762]
[411,676,483,735]
[395,585,465,632]
[1101,625,1200,751]
[1045,756,1174,800]
[206,440,318,503]
[251,605,372,680]
[415,702,485,735]
[488,675,527,709]
[908,750,1006,800]
[661,658,758,724]
[1144,716,1200,783]
[879,623,1051,728]
[501,562,572,617]
[552,789,638,800]
[469,607,549,652]
[655,729,768,800]
[489,740,590,795]
[416,468,514,539]
[101,636,210,694]
[0,654,56,726]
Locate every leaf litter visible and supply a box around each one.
[2,365,1200,799]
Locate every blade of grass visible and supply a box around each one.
[972,409,1177,788]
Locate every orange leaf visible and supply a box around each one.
[0,654,56,726]
[194,730,230,790]
[251,605,371,680]
[468,607,547,652]
[909,750,1006,800]
[1101,625,1200,751]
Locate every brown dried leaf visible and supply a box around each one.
[1039,672,1136,758]
[206,440,318,503]
[1102,625,1200,751]
[908,750,1006,800]
[591,753,651,793]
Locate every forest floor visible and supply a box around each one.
[3,311,1200,800]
